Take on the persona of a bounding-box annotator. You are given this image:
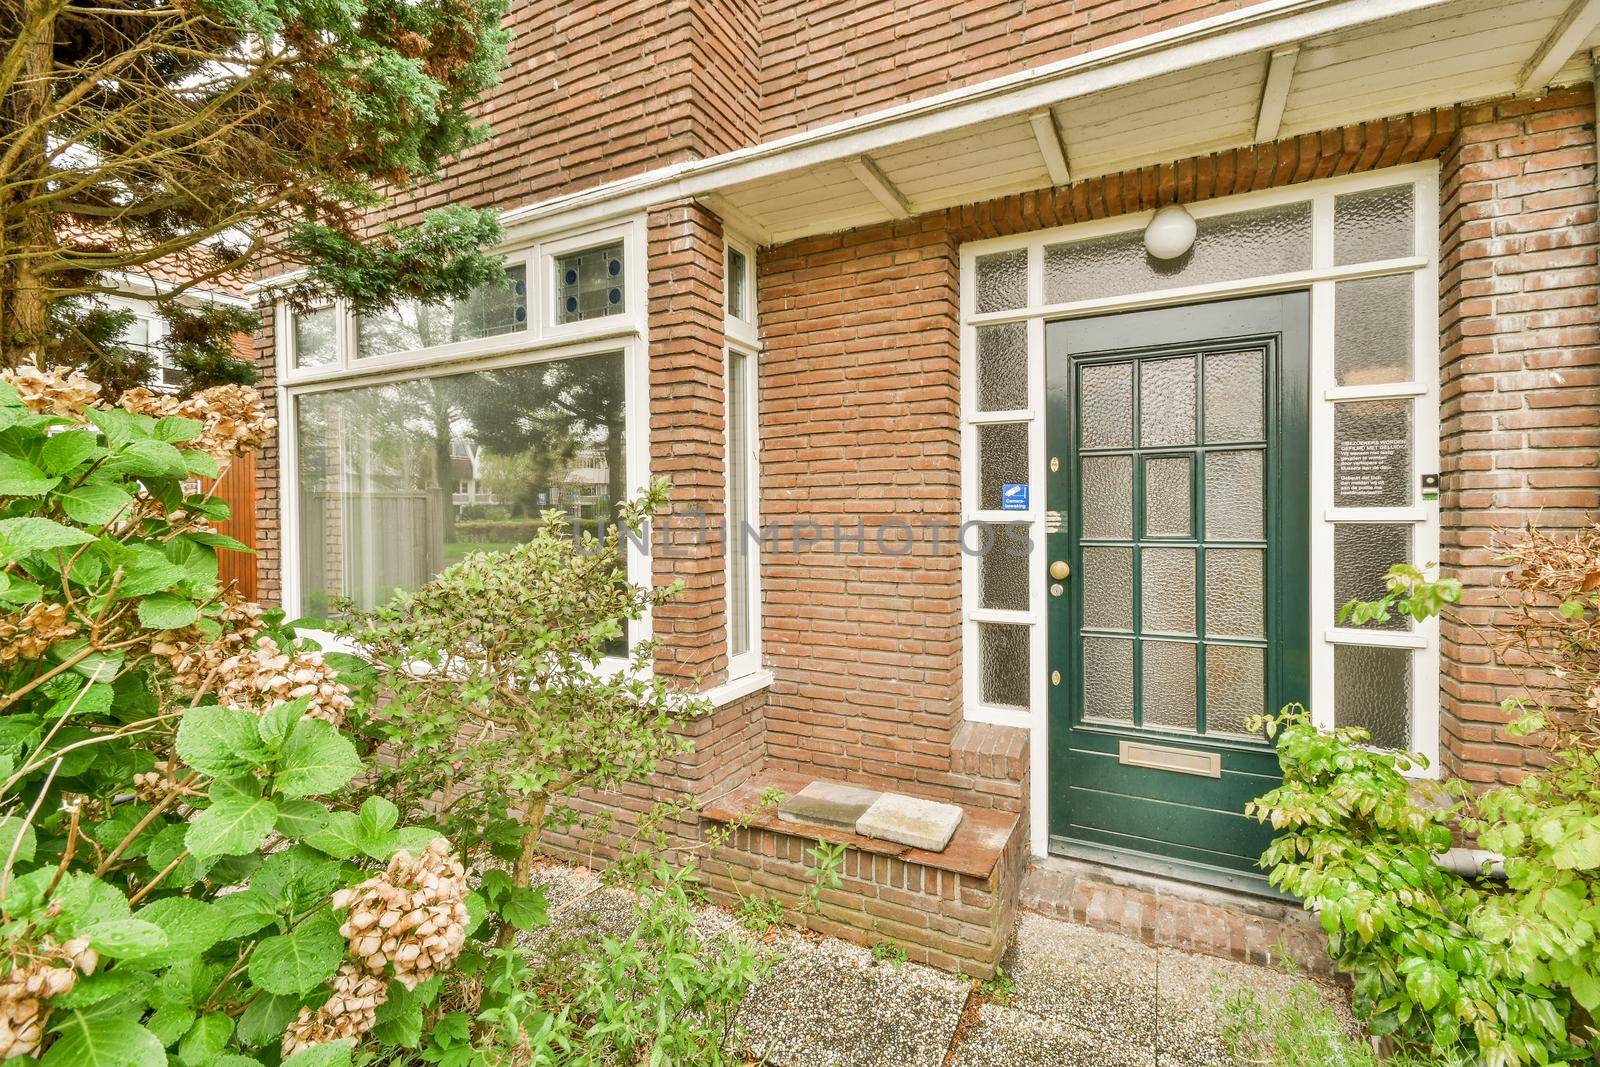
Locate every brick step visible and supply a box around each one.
[699,769,1025,977]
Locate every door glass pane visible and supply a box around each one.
[1334,523,1411,631]
[1082,637,1134,723]
[978,622,1030,709]
[1079,362,1133,448]
[1335,274,1413,386]
[1334,644,1411,749]
[1205,644,1265,737]
[1204,450,1264,540]
[978,423,1029,510]
[980,534,1030,612]
[1081,547,1134,632]
[1334,185,1414,266]
[1142,640,1197,731]
[1204,548,1264,639]
[1334,399,1412,507]
[976,250,1028,312]
[1203,349,1265,443]
[1044,201,1313,303]
[1141,547,1195,635]
[977,323,1029,411]
[1139,356,1197,448]
[1144,455,1192,537]
[1081,455,1133,539]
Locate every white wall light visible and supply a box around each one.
[1143,203,1197,260]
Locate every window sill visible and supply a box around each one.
[702,669,773,709]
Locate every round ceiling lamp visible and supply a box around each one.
[1143,203,1197,260]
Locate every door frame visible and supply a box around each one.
[1043,294,1311,894]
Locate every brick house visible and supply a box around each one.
[248,0,1600,975]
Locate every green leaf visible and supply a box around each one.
[146,1004,197,1046]
[304,811,368,859]
[137,592,199,631]
[87,407,138,448]
[275,798,330,840]
[372,980,424,1047]
[113,548,187,597]
[128,897,228,966]
[257,699,303,748]
[41,429,100,474]
[41,1014,165,1067]
[501,886,547,932]
[247,912,343,995]
[0,453,58,496]
[186,793,277,860]
[185,530,250,553]
[273,717,361,798]
[114,439,188,479]
[56,971,142,1010]
[83,918,168,958]
[281,1039,354,1067]
[252,845,342,906]
[176,705,272,776]
[0,815,37,864]
[182,450,221,479]
[358,796,398,839]
[236,994,300,1049]
[178,1012,233,1067]
[211,888,281,940]
[1571,967,1600,1012]
[153,416,204,444]
[0,516,92,561]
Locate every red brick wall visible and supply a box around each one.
[251,306,282,607]
[1436,84,1600,784]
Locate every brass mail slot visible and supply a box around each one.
[1118,740,1221,778]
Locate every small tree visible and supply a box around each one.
[0,0,511,389]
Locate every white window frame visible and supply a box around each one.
[724,235,757,348]
[958,163,1443,857]
[723,235,762,680]
[274,217,653,662]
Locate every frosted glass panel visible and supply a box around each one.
[1045,202,1313,303]
[1335,275,1413,386]
[1334,523,1411,631]
[1143,640,1198,731]
[1334,644,1411,749]
[978,424,1029,510]
[976,323,1029,411]
[1139,356,1196,448]
[1334,400,1412,507]
[1144,455,1192,538]
[1204,450,1264,541]
[976,250,1028,313]
[1204,548,1264,639]
[1141,547,1196,635]
[980,534,1030,612]
[1203,349,1265,443]
[1081,455,1133,540]
[1083,637,1134,723]
[978,623,1030,709]
[1205,644,1265,736]
[1334,185,1414,266]
[1081,547,1134,632]
[1079,362,1133,448]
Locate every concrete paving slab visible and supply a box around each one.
[737,941,969,1067]
[855,793,964,851]
[1001,913,1159,1049]
[778,781,883,832]
[948,1003,1157,1067]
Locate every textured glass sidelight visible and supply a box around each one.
[1334,644,1412,749]
[1205,644,1265,736]
[1204,450,1264,541]
[1081,455,1134,540]
[555,243,625,323]
[1142,640,1198,731]
[1144,455,1192,537]
[1334,185,1414,266]
[1335,274,1413,386]
[978,423,1029,510]
[1081,547,1134,632]
[1044,201,1313,304]
[1333,523,1412,631]
[1078,362,1134,449]
[1203,548,1264,639]
[980,530,1030,612]
[1203,349,1265,443]
[1334,399,1412,508]
[975,250,1029,313]
[978,622,1031,709]
[1082,637,1135,723]
[976,323,1030,411]
[1141,547,1196,635]
[726,247,749,320]
[1139,356,1197,448]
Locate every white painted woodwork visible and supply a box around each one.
[848,155,913,218]
[1030,111,1072,185]
[1519,0,1600,91]
[1255,46,1301,141]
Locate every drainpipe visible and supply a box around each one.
[1433,847,1506,882]
[1593,51,1600,212]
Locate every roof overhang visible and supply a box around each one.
[496,0,1600,247]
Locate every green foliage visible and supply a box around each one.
[1220,982,1434,1067]
[735,893,785,935]
[975,964,1013,1008]
[802,840,846,915]
[870,939,907,970]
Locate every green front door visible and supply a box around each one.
[1045,293,1310,894]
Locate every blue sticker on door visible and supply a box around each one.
[1001,483,1029,511]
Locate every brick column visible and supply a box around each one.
[1437,84,1600,783]
[252,304,283,607]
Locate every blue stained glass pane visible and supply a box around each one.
[608,288,621,304]
[556,242,626,323]
[608,259,621,276]
[564,269,578,284]
[565,297,578,312]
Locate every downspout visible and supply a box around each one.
[1593,50,1600,212]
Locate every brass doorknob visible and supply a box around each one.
[1050,560,1070,580]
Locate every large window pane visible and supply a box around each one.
[357,267,527,358]
[295,352,625,617]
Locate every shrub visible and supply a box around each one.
[1250,530,1600,1067]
